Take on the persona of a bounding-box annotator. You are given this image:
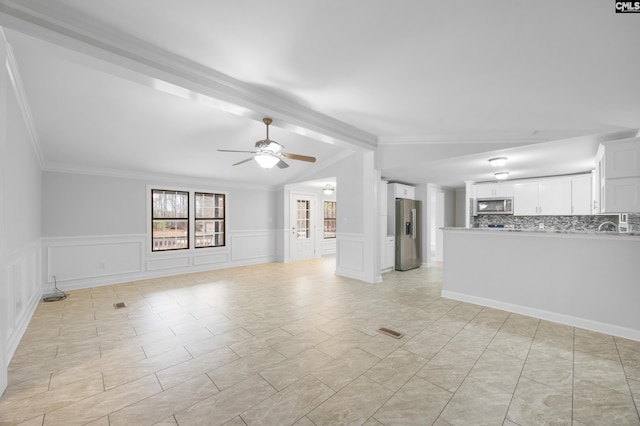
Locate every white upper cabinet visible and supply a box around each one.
[598,137,640,213]
[475,183,514,198]
[603,138,640,179]
[605,178,640,212]
[514,178,572,216]
[478,173,592,217]
[571,174,592,215]
[392,183,415,200]
[539,179,572,216]
[513,182,539,215]
[591,170,600,214]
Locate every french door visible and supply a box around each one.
[290,193,316,261]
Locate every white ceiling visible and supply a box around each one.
[1,0,639,188]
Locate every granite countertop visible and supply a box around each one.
[442,227,640,237]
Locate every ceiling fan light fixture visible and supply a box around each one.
[322,184,335,195]
[264,140,283,153]
[489,157,508,167]
[254,153,280,169]
[494,171,509,180]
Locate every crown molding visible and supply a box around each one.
[0,1,377,151]
[42,163,283,192]
[377,127,639,146]
[2,29,44,167]
[377,131,548,146]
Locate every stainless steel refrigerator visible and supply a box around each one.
[395,199,422,271]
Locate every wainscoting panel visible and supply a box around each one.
[231,230,275,261]
[47,236,144,282]
[335,233,365,280]
[147,255,191,271]
[193,252,229,266]
[42,230,277,291]
[6,242,41,363]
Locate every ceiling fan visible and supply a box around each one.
[218,118,316,169]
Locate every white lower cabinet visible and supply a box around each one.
[383,237,395,271]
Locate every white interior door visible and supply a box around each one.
[290,193,316,261]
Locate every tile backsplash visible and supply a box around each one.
[472,214,621,231]
[627,213,640,232]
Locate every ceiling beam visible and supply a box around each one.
[0,1,377,151]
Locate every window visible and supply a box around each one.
[195,192,225,248]
[324,201,336,239]
[296,199,311,239]
[152,189,189,251]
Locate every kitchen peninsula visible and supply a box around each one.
[442,228,640,341]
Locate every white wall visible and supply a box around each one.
[0,30,8,397]
[42,172,145,237]
[421,184,457,266]
[454,188,467,227]
[1,33,44,396]
[299,151,379,282]
[41,172,279,291]
[442,229,640,341]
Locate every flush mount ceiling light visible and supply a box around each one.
[322,184,335,195]
[489,157,508,167]
[495,171,509,180]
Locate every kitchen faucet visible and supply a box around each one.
[597,221,618,232]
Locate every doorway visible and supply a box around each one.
[427,185,446,266]
[289,193,316,261]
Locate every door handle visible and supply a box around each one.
[410,208,417,239]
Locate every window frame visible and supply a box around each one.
[151,189,190,252]
[323,200,337,239]
[194,192,226,249]
[147,186,228,255]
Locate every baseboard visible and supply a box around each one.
[6,289,41,365]
[441,290,640,342]
[43,255,279,292]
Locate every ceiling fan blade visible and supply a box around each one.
[281,153,316,163]
[276,159,289,169]
[218,149,256,153]
[232,157,255,166]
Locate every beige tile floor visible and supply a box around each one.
[1,258,639,426]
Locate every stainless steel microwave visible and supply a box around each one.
[474,197,513,215]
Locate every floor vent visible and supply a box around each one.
[377,327,404,339]
[113,302,127,309]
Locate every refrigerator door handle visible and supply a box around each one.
[410,208,417,239]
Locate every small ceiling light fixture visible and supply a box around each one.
[489,157,508,167]
[494,171,509,180]
[254,152,280,169]
[322,184,335,195]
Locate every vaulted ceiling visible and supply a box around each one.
[1,0,639,188]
